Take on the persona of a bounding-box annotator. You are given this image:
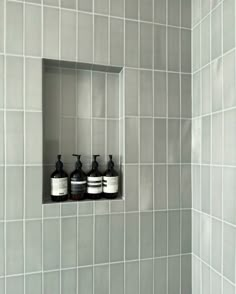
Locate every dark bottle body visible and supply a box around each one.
[70,155,87,201]
[51,155,68,202]
[87,155,102,200]
[103,155,119,199]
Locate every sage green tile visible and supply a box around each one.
[125,261,139,294]
[140,260,153,294]
[95,215,109,264]
[223,0,235,53]
[44,271,60,294]
[78,267,93,294]
[78,216,93,266]
[94,265,109,294]
[125,213,139,260]
[140,212,153,259]
[25,273,42,294]
[154,258,167,293]
[110,263,124,294]
[110,213,124,262]
[61,269,77,294]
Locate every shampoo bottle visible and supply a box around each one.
[87,155,102,200]
[70,154,87,201]
[103,155,119,199]
[51,155,68,202]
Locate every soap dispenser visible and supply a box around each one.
[103,155,119,199]
[50,155,68,202]
[70,154,87,201]
[87,155,102,199]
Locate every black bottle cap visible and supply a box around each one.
[56,154,63,170]
[108,155,114,169]
[92,155,100,169]
[72,154,82,169]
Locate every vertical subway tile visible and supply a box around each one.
[77,119,91,163]
[43,0,59,6]
[125,20,139,67]
[6,111,24,164]
[181,0,191,28]
[154,72,167,117]
[43,7,59,59]
[78,267,93,294]
[211,167,222,219]
[77,13,93,63]
[181,210,191,253]
[201,0,210,18]
[201,166,210,214]
[201,214,211,264]
[168,0,180,26]
[95,215,109,264]
[110,213,124,262]
[94,0,109,14]
[6,221,23,275]
[6,166,23,220]
[94,265,109,294]
[181,119,191,163]
[110,263,124,294]
[125,69,138,116]
[192,25,200,72]
[140,118,153,163]
[223,0,235,53]
[125,118,139,163]
[61,117,76,164]
[25,58,42,111]
[78,216,93,266]
[140,0,153,21]
[61,269,77,294]
[155,211,167,257]
[224,109,236,165]
[44,271,60,294]
[77,70,91,118]
[168,165,180,209]
[212,113,222,164]
[92,72,105,118]
[125,165,139,212]
[125,261,139,294]
[0,112,4,165]
[140,70,153,116]
[0,167,4,221]
[61,217,77,268]
[61,0,76,9]
[25,274,42,294]
[94,16,108,65]
[223,223,236,283]
[110,18,124,66]
[92,119,105,161]
[181,29,191,73]
[201,65,211,115]
[168,119,180,163]
[223,50,236,109]
[0,56,4,108]
[107,73,119,118]
[154,25,166,70]
[61,10,76,61]
[211,219,222,273]
[25,4,41,56]
[6,276,24,294]
[212,58,223,112]
[6,2,23,54]
[140,165,153,211]
[181,165,192,208]
[140,260,153,294]
[140,212,153,258]
[125,0,138,19]
[110,0,124,17]
[107,120,119,162]
[25,220,42,273]
[211,271,222,294]
[25,112,42,164]
[181,74,192,118]
[0,223,4,277]
[168,256,180,294]
[168,27,180,72]
[181,255,192,294]
[61,69,76,117]
[43,218,60,270]
[168,73,180,117]
[168,211,180,255]
[211,5,222,60]
[154,165,167,210]
[0,0,3,53]
[154,0,166,23]
[192,71,200,117]
[223,167,236,225]
[78,0,92,11]
[154,258,167,294]
[201,116,211,164]
[154,119,166,163]
[125,213,139,260]
[201,16,210,67]
[6,56,23,109]
[140,23,153,69]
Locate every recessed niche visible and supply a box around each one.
[42,59,124,203]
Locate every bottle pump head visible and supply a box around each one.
[56,154,63,170]
[72,154,82,169]
[92,155,100,169]
[108,155,114,169]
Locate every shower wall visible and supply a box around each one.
[192,0,236,293]
[0,0,191,294]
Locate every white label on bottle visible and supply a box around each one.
[87,176,102,194]
[51,178,68,196]
[103,176,118,193]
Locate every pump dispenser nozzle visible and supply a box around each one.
[72,154,82,169]
[108,155,114,169]
[56,154,63,170]
[92,155,100,169]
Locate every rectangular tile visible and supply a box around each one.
[223,50,236,109]
[168,211,180,255]
[168,256,180,294]
[140,212,153,258]
[6,276,24,294]
[0,56,3,108]
[140,118,153,164]
[154,119,166,163]
[154,72,167,117]
[168,27,180,72]
[223,167,236,225]
[168,165,180,209]
[61,217,77,268]
[201,16,210,67]
[110,18,124,66]
[140,260,153,294]
[125,118,139,163]
[94,265,109,294]
[78,0,92,11]
[61,10,76,61]
[168,0,180,26]
[140,0,153,21]
[110,263,124,294]
[168,119,180,163]
[6,2,23,54]
[25,274,42,294]
[224,109,236,165]
[92,119,105,161]
[94,0,109,14]
[181,120,191,163]
[154,258,167,293]
[181,210,191,254]
[154,165,167,210]
[43,7,59,59]
[223,224,236,283]
[25,4,41,56]
[61,0,76,9]
[181,255,191,294]
[44,271,60,294]
[125,21,138,67]
[110,214,124,262]
[95,215,109,264]
[140,23,153,69]
[0,0,3,53]
[94,16,108,65]
[125,69,138,116]
[211,5,222,60]
[125,165,139,212]
[201,214,211,264]
[155,211,167,257]
[125,0,138,19]
[223,0,235,53]
[61,269,76,294]
[110,0,124,17]
[140,165,153,211]
[181,29,191,73]
[92,71,105,118]
[168,73,180,117]
[154,25,166,70]
[125,213,139,260]
[140,70,153,116]
[78,267,93,294]
[181,75,191,118]
[211,219,222,273]
[78,216,93,266]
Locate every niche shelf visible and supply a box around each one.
[42,59,124,204]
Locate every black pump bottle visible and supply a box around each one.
[103,155,119,199]
[51,155,68,202]
[87,155,102,200]
[70,154,87,201]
